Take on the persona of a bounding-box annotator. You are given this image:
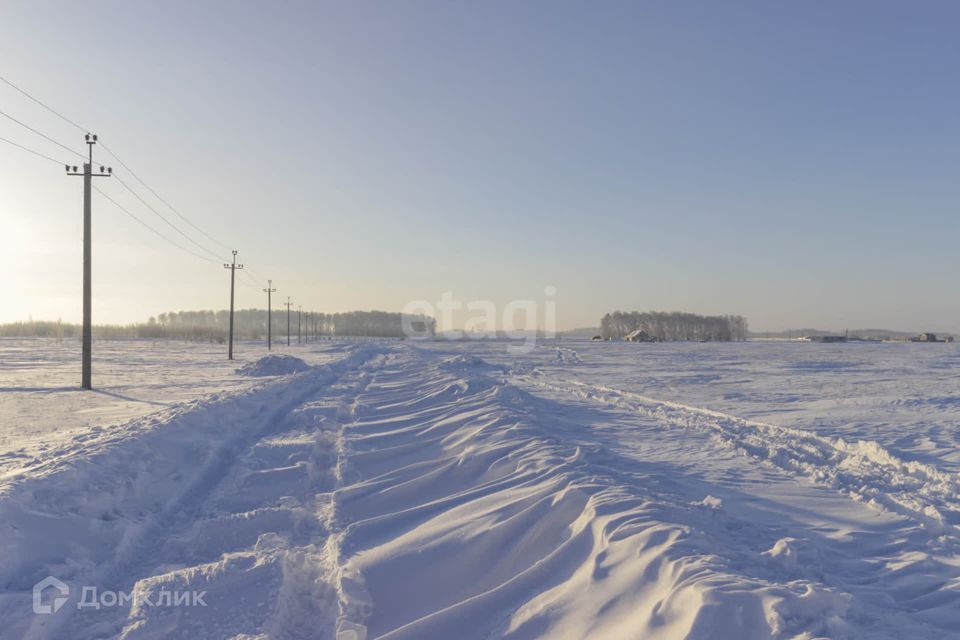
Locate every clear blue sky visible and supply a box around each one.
[2,1,959,332]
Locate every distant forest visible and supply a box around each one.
[0,310,437,342]
[600,311,749,342]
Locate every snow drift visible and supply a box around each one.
[236,354,311,377]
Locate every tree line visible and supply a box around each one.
[600,311,749,342]
[0,310,437,342]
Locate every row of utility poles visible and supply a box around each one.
[229,275,323,356]
[69,133,321,389]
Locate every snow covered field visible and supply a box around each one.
[0,338,347,478]
[1,338,958,638]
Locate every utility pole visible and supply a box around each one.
[304,312,310,343]
[298,306,302,344]
[284,297,293,346]
[223,250,243,360]
[263,280,276,350]
[66,134,111,390]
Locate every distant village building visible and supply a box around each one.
[624,329,659,342]
[912,332,941,343]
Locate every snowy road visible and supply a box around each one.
[1,341,958,638]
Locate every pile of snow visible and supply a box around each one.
[236,354,310,377]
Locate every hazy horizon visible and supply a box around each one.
[2,308,954,337]
[4,2,960,333]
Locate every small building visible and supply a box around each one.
[804,335,847,343]
[624,329,658,342]
[912,332,940,343]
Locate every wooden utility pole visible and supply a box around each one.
[66,134,111,390]
[298,306,302,344]
[224,251,243,360]
[263,280,276,350]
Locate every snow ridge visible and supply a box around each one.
[323,350,868,639]
[516,370,960,541]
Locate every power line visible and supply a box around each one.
[0,74,289,327]
[0,126,224,267]
[0,134,70,165]
[0,73,234,257]
[99,141,233,253]
[240,270,266,293]
[0,73,87,132]
[244,266,267,284]
[240,274,263,291]
[242,270,264,288]
[94,185,221,264]
[0,107,85,159]
[113,174,226,262]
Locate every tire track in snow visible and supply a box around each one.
[514,370,960,543]
[1,347,386,640]
[106,349,391,640]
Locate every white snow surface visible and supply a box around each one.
[0,338,958,639]
[0,338,344,478]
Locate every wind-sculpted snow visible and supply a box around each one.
[325,351,870,638]
[2,343,957,639]
[514,371,960,542]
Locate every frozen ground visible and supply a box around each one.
[0,338,958,639]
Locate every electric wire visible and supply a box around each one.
[0,73,87,132]
[0,107,86,159]
[99,141,234,253]
[0,135,69,166]
[94,185,221,265]
[0,128,232,274]
[113,174,227,262]
[0,74,235,258]
[0,74,282,295]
